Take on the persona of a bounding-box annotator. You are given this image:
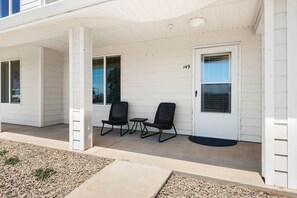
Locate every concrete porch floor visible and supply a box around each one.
[1,123,261,173]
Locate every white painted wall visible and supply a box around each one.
[43,48,63,126]
[0,45,41,126]
[262,0,297,189]
[21,0,42,12]
[62,52,69,124]
[62,28,262,142]
[20,0,60,12]
[45,0,60,4]
[273,0,288,187]
[287,0,297,190]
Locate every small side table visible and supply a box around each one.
[129,118,148,134]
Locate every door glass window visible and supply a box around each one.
[201,53,231,113]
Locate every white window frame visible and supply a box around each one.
[1,59,21,104]
[93,54,121,106]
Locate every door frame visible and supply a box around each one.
[191,42,242,140]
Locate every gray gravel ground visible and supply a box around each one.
[0,139,113,198]
[158,174,290,198]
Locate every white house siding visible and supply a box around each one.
[45,0,60,4]
[273,0,288,188]
[21,0,41,12]
[0,45,40,126]
[262,0,295,188]
[43,48,63,126]
[61,28,262,143]
[62,52,69,124]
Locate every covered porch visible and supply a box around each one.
[1,123,261,173]
[0,0,264,187]
[1,0,297,190]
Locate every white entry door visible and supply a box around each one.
[194,45,239,140]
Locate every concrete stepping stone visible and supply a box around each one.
[66,160,172,198]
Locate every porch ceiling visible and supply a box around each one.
[0,0,261,51]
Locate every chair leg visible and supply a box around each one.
[141,125,149,136]
[141,126,159,139]
[120,123,130,136]
[173,124,178,136]
[140,122,143,133]
[129,121,137,134]
[159,125,177,143]
[101,124,114,136]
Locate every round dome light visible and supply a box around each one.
[189,17,206,27]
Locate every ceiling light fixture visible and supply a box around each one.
[189,17,206,27]
[168,24,174,31]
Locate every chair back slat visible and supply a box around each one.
[109,102,128,122]
[154,103,176,126]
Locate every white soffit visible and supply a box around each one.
[0,0,261,50]
[89,0,261,47]
[95,0,217,22]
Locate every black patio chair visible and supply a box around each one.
[100,102,130,136]
[141,103,177,143]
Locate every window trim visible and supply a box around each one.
[1,58,21,105]
[93,53,122,106]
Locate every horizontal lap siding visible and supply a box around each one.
[62,28,262,142]
[62,53,69,124]
[43,48,63,126]
[0,45,40,126]
[241,39,262,142]
[21,0,41,12]
[122,46,192,134]
[273,0,288,187]
[45,0,60,4]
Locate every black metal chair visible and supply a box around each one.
[141,103,177,143]
[101,102,130,136]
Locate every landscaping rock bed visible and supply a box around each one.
[158,174,289,198]
[0,139,113,198]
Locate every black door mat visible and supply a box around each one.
[188,136,237,147]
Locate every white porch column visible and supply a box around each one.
[69,26,93,151]
[263,0,297,189]
[262,0,275,186]
[287,0,297,189]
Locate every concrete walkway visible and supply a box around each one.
[66,161,171,198]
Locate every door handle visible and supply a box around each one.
[195,91,198,97]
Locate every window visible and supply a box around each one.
[201,53,231,113]
[0,0,9,18]
[1,0,20,18]
[93,55,121,105]
[1,60,21,104]
[12,0,20,14]
[93,58,104,104]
